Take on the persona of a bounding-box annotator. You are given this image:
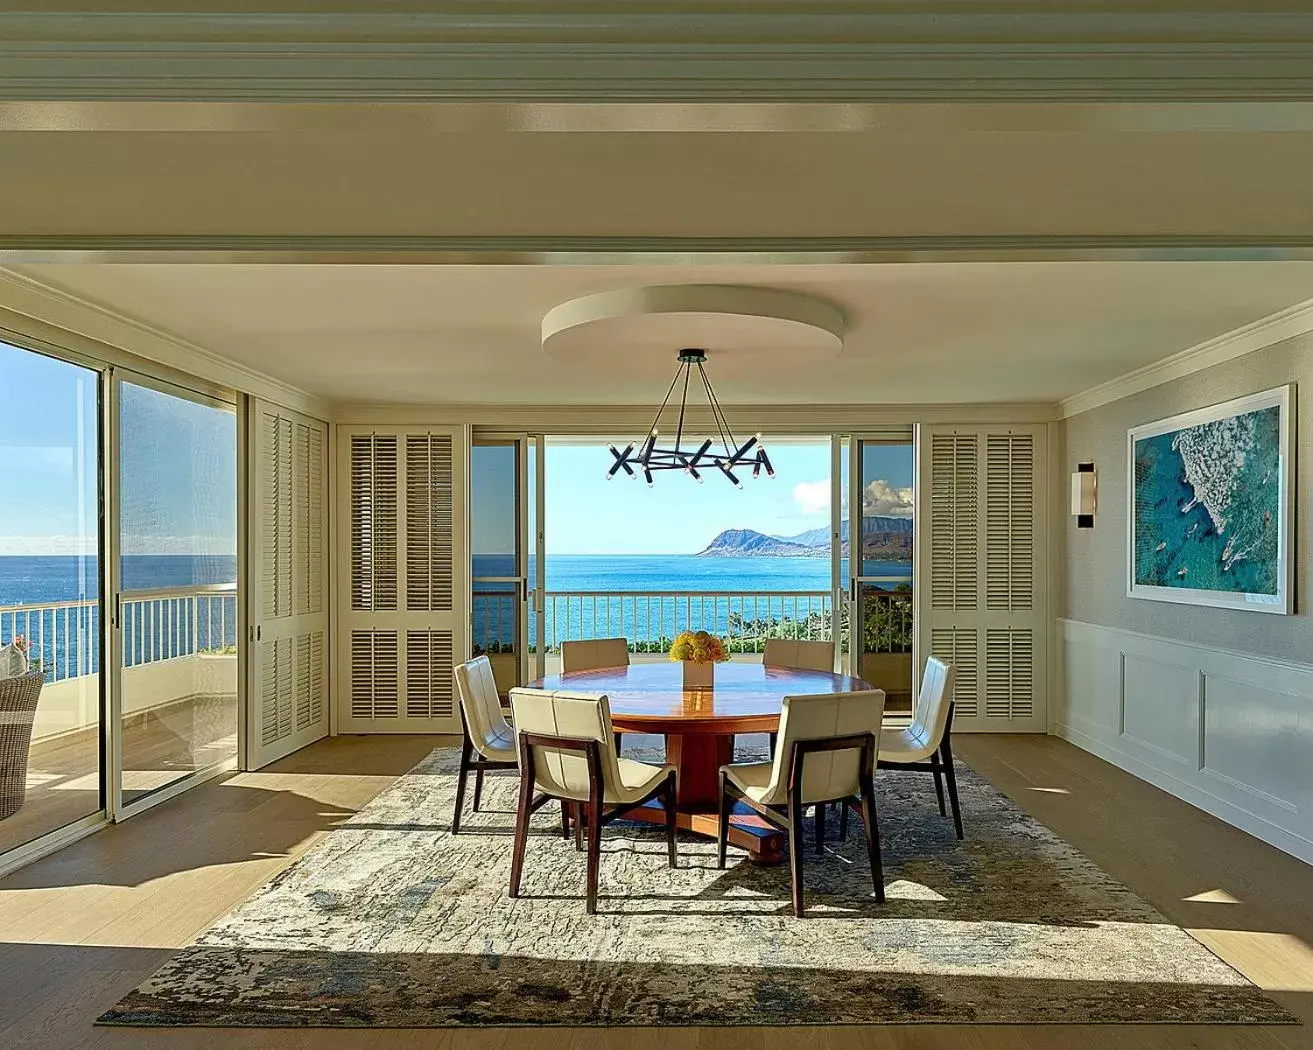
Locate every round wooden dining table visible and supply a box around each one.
[523,661,876,864]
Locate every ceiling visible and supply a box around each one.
[13,261,1313,406]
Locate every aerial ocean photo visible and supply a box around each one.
[1132,404,1281,595]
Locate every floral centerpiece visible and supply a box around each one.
[669,630,729,688]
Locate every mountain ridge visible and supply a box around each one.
[696,517,914,560]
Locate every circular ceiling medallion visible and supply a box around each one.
[541,285,845,374]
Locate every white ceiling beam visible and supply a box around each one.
[3,5,1313,103]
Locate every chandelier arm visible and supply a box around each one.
[697,362,736,459]
[674,360,691,451]
[642,367,684,462]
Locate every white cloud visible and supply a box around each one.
[0,534,98,556]
[863,479,914,518]
[792,479,831,516]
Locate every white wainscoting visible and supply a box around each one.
[1056,618,1313,866]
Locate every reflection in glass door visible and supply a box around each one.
[0,342,103,860]
[116,378,238,806]
[471,437,545,694]
[849,438,916,713]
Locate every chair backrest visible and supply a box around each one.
[762,638,835,672]
[910,656,956,747]
[764,689,887,805]
[560,637,631,674]
[453,656,512,757]
[508,687,623,802]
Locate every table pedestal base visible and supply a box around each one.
[616,730,785,865]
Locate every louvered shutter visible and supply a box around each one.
[918,425,1046,732]
[249,401,331,768]
[337,425,469,733]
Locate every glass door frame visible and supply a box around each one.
[839,431,920,690]
[470,434,545,688]
[107,366,243,823]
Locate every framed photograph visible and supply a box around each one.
[1127,384,1294,613]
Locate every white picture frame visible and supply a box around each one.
[1126,384,1294,614]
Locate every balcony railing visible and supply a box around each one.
[0,585,238,685]
[473,584,913,657]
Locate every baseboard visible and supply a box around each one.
[1054,718,1313,867]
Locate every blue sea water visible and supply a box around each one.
[0,555,238,677]
[1132,405,1280,596]
[2,552,912,668]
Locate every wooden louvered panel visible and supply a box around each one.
[293,423,311,616]
[306,425,324,614]
[259,638,294,746]
[261,412,294,620]
[929,434,978,612]
[405,434,455,612]
[929,627,978,720]
[350,435,398,611]
[294,633,312,730]
[405,630,455,719]
[984,628,1035,720]
[985,433,1035,612]
[350,630,399,719]
[308,631,324,724]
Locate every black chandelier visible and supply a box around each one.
[607,349,773,488]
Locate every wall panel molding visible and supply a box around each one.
[1057,617,1313,865]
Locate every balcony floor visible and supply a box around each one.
[1,693,239,858]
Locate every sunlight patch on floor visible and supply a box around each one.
[1183,888,1243,904]
[1189,929,1313,991]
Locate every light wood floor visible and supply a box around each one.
[1,732,1310,1049]
[0,693,238,856]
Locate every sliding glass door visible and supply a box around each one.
[114,376,239,807]
[0,341,104,860]
[848,436,916,710]
[470,436,545,693]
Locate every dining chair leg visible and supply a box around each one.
[585,793,603,915]
[452,736,473,834]
[472,767,485,812]
[508,765,534,900]
[787,795,806,917]
[573,802,585,851]
[716,771,730,869]
[859,771,886,903]
[930,751,947,817]
[814,801,827,854]
[838,796,850,840]
[663,773,678,868]
[940,736,965,840]
[559,800,571,840]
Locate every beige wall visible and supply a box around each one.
[1062,330,1312,661]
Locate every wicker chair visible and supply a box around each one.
[0,670,45,820]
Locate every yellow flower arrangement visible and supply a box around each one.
[668,629,729,664]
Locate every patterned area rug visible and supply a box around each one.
[99,744,1295,1028]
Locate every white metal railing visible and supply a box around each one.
[0,585,237,684]
[472,585,914,657]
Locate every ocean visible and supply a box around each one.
[1,553,913,671]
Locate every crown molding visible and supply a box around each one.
[4,6,1313,103]
[0,267,332,420]
[1060,295,1313,418]
[5,235,1313,265]
[334,401,1060,431]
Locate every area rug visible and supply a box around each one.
[98,743,1296,1028]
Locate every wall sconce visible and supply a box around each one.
[1071,462,1096,528]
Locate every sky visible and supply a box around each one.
[473,437,914,556]
[0,341,237,557]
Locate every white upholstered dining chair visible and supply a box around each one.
[508,688,678,914]
[560,637,631,674]
[451,656,518,834]
[717,688,887,917]
[762,638,836,673]
[877,656,962,839]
